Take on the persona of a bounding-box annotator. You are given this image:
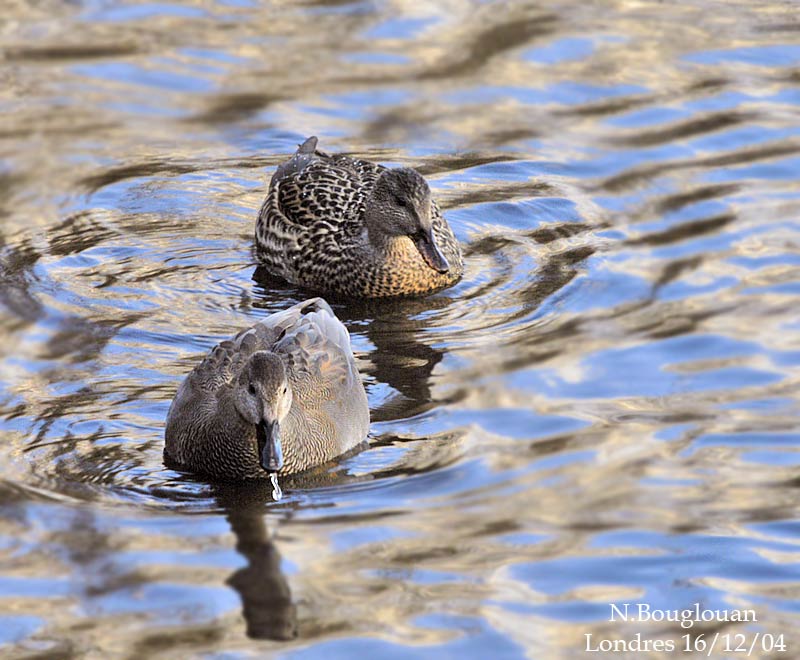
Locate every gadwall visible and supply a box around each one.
[255,136,463,298]
[164,298,369,480]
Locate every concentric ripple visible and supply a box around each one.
[1,0,800,656]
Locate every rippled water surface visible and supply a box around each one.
[2,0,800,657]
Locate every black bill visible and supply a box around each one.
[256,419,283,473]
[413,228,450,273]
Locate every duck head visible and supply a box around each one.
[234,351,293,473]
[365,168,450,274]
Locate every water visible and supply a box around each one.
[2,0,800,656]
[270,473,282,502]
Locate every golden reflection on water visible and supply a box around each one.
[2,0,800,656]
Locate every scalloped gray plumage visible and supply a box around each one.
[164,298,369,480]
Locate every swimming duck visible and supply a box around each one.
[255,136,463,298]
[164,298,369,480]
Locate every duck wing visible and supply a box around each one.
[269,299,369,447]
[269,298,359,404]
[185,322,273,394]
[185,298,351,392]
[273,140,384,235]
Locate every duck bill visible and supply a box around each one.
[413,229,450,274]
[256,419,283,473]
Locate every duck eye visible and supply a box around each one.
[248,383,256,396]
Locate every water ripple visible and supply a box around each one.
[1,0,800,655]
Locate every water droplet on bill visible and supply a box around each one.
[270,472,282,501]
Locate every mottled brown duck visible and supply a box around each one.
[255,136,463,298]
[164,298,369,480]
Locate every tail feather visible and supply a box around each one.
[263,298,352,354]
[298,136,318,154]
[271,136,321,186]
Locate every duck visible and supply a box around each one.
[255,136,463,298]
[164,298,369,480]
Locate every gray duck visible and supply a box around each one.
[255,136,463,298]
[164,298,369,480]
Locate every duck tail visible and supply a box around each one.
[271,136,321,186]
[298,136,318,154]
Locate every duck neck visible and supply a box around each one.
[215,388,249,433]
[206,387,269,478]
[363,206,396,263]
[364,225,390,257]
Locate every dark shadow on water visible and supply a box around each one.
[338,295,452,422]
[0,234,44,328]
[213,482,298,641]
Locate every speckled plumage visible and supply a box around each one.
[164,298,369,480]
[255,136,463,298]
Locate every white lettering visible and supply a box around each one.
[609,603,629,622]
[607,603,758,630]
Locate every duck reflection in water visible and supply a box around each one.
[213,482,297,641]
